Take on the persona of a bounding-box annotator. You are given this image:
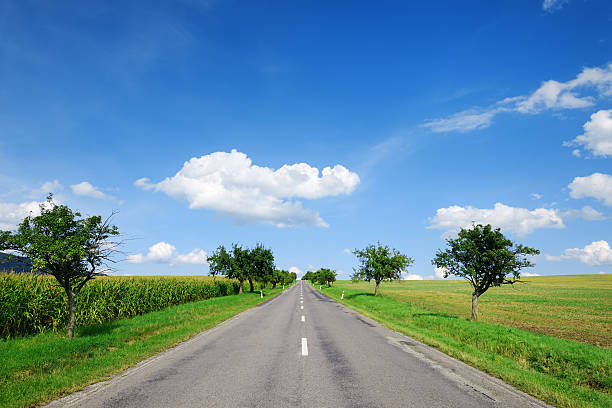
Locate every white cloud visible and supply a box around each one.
[521,272,541,277]
[424,63,612,132]
[135,150,360,227]
[127,241,208,265]
[560,205,605,221]
[402,273,424,280]
[568,173,612,206]
[289,266,302,278]
[342,248,351,255]
[428,202,564,237]
[564,109,612,157]
[546,240,612,266]
[0,200,54,230]
[434,267,447,279]
[543,0,569,12]
[530,193,543,200]
[71,181,106,199]
[422,107,507,133]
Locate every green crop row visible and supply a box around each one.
[0,274,240,338]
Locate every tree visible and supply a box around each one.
[249,243,275,291]
[316,268,336,287]
[432,224,540,321]
[271,268,291,288]
[352,242,413,296]
[0,196,120,337]
[207,244,248,294]
[302,271,314,282]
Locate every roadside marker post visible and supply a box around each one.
[341,291,344,300]
[260,290,263,298]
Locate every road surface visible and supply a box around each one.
[47,281,550,408]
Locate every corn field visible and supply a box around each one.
[0,274,240,338]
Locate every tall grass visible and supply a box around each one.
[0,274,239,338]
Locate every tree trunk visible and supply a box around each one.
[272,282,277,289]
[374,280,381,296]
[471,292,479,321]
[248,279,254,292]
[239,280,244,294]
[66,288,76,338]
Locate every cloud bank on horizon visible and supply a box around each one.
[135,150,360,228]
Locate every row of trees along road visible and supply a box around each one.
[302,268,337,287]
[0,196,293,338]
[207,243,296,294]
[349,224,539,320]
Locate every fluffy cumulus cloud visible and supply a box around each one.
[434,267,447,279]
[564,110,612,157]
[0,200,54,230]
[127,242,207,265]
[135,150,360,227]
[71,181,106,199]
[424,63,612,132]
[546,240,612,266]
[428,203,565,237]
[569,173,612,206]
[402,273,424,280]
[289,266,303,278]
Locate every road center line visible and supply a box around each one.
[301,315,305,322]
[301,305,303,309]
[301,338,308,356]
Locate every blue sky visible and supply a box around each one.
[1,0,612,279]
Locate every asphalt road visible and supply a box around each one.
[47,281,550,408]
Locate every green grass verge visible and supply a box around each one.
[314,281,611,408]
[0,287,286,408]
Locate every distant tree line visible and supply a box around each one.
[207,243,295,293]
[302,268,337,287]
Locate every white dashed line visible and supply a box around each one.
[301,315,305,322]
[301,338,308,356]
[301,305,303,310]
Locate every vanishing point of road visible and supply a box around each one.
[47,281,550,408]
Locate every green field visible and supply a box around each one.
[0,286,286,408]
[0,274,241,338]
[316,275,611,408]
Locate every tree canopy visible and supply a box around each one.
[352,242,413,295]
[0,196,120,337]
[432,223,539,320]
[207,243,276,293]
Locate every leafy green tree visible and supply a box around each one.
[0,196,120,337]
[208,244,248,294]
[271,268,291,288]
[316,268,337,287]
[289,271,297,282]
[249,243,275,291]
[352,242,414,296]
[302,271,314,282]
[432,224,540,321]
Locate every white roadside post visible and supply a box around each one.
[319,285,322,290]
[260,290,263,298]
[341,290,344,300]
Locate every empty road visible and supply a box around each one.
[47,281,549,408]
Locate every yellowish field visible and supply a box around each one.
[341,274,612,348]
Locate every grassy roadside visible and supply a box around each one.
[314,281,611,408]
[0,287,287,408]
